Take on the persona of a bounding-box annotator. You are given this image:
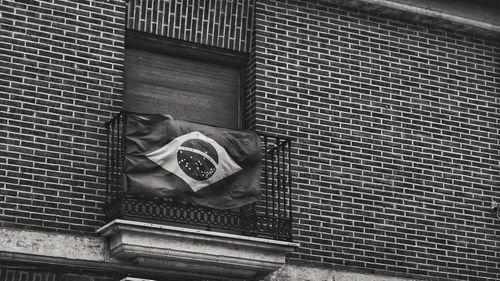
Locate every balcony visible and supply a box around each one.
[99,111,298,280]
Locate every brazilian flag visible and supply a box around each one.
[123,113,262,209]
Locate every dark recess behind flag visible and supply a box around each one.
[123,112,262,209]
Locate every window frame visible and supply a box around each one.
[124,30,250,129]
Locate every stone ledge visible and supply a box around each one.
[97,219,299,281]
[0,227,107,262]
[0,223,298,280]
[329,0,500,36]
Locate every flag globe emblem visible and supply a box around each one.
[178,139,219,181]
[146,131,242,192]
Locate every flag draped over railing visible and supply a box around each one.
[123,113,262,209]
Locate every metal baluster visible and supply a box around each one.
[271,143,276,222]
[281,140,286,219]
[105,121,110,204]
[121,112,127,197]
[281,140,287,239]
[115,114,122,197]
[288,140,293,240]
[276,138,281,221]
[110,117,116,199]
[117,113,124,198]
[263,135,269,217]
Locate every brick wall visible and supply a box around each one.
[0,0,256,234]
[0,0,126,233]
[252,0,500,280]
[2,0,500,280]
[0,0,255,233]
[126,0,255,52]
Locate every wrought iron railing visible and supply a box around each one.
[104,111,293,241]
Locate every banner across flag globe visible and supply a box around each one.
[122,112,262,209]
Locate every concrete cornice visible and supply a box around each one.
[359,0,500,33]
[98,220,299,281]
[328,0,500,37]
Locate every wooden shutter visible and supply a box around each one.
[124,48,241,129]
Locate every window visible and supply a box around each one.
[123,31,247,129]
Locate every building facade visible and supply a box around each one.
[1,0,499,280]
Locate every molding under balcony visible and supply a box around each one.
[97,219,299,281]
